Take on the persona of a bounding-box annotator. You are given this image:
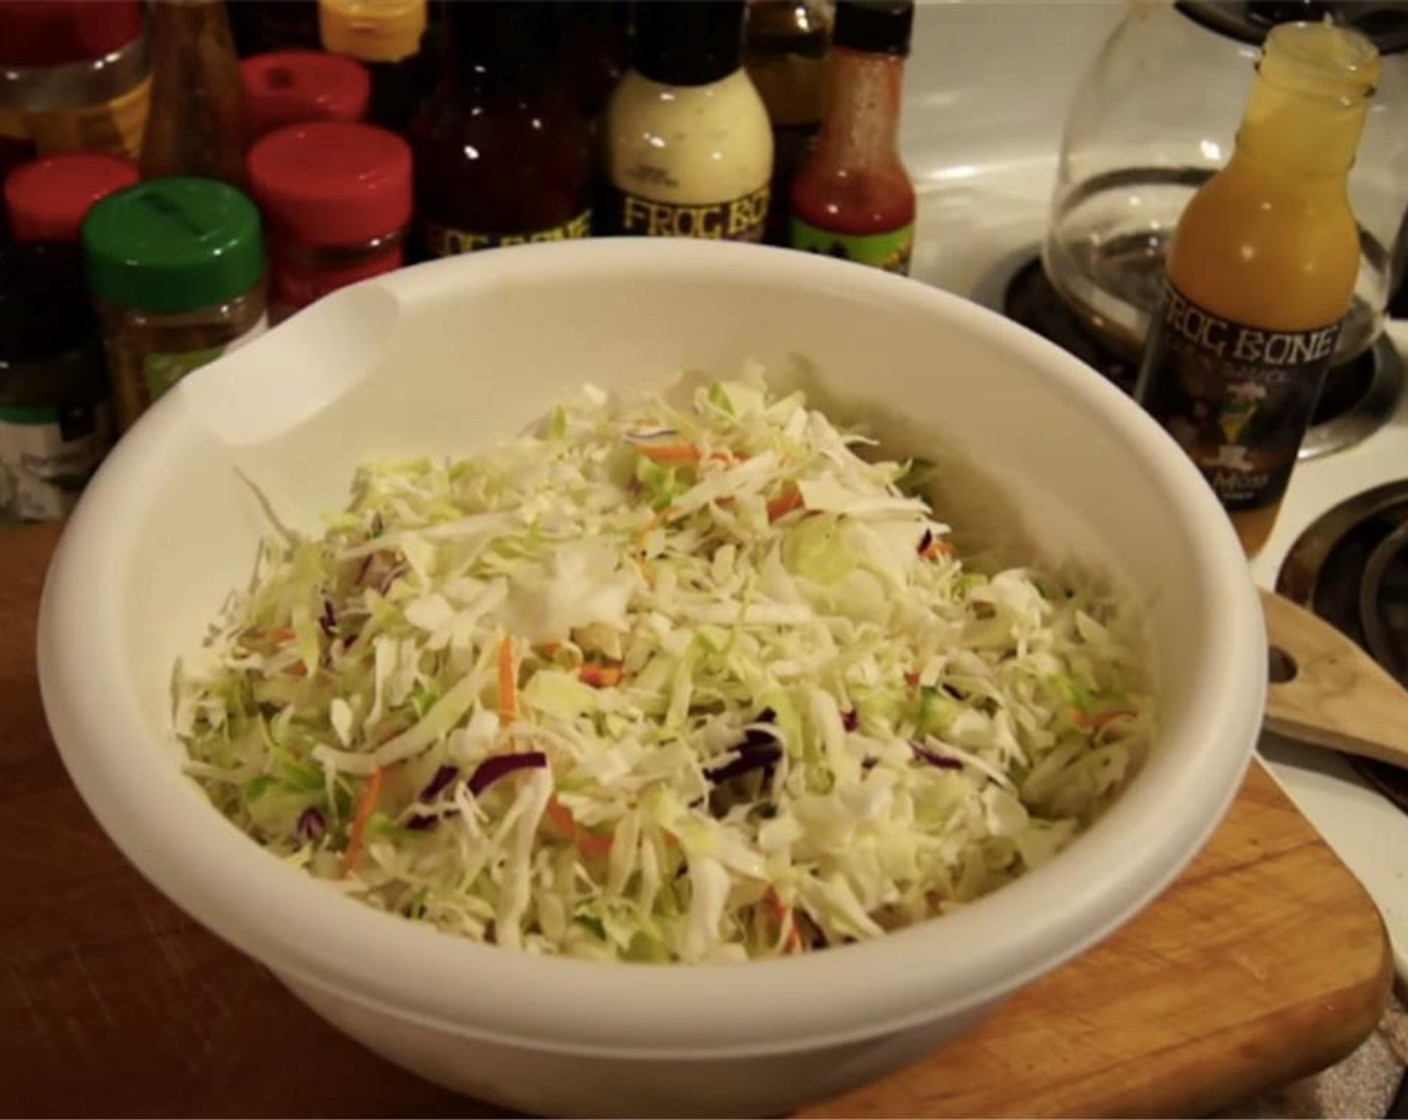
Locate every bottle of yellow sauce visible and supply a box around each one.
[1134,21,1378,557]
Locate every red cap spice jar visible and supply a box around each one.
[4,151,138,243]
[240,50,371,140]
[247,120,412,322]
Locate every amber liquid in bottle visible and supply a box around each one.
[1134,23,1377,557]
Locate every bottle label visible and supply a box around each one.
[0,401,112,521]
[21,75,151,161]
[1135,281,1341,513]
[607,185,770,242]
[424,211,593,257]
[788,218,914,275]
[140,317,268,403]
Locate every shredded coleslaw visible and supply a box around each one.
[176,372,1153,963]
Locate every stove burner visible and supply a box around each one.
[1002,257,1404,460]
[1278,483,1408,814]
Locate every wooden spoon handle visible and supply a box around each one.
[1260,587,1408,771]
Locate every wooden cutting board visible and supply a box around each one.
[1,520,1392,1118]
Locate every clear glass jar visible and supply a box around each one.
[1042,1,1408,365]
[95,288,267,429]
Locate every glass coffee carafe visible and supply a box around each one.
[1043,0,1408,365]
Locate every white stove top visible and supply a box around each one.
[899,6,1408,975]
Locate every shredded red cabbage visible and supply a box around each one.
[911,742,963,771]
[419,764,459,801]
[705,731,783,784]
[295,807,325,844]
[468,751,548,796]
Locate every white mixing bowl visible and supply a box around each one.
[37,240,1263,1117]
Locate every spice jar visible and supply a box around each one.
[0,0,152,163]
[82,177,267,431]
[248,121,411,321]
[4,152,138,244]
[0,243,113,521]
[241,50,371,140]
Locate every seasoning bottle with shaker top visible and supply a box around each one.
[603,0,774,242]
[248,121,411,321]
[1134,22,1378,557]
[4,152,138,244]
[240,50,371,140]
[83,177,267,431]
[411,1,592,257]
[746,0,832,246]
[140,0,250,188]
[788,0,916,274]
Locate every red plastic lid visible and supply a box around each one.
[240,51,372,140]
[247,122,412,246]
[0,1,143,67]
[4,152,139,243]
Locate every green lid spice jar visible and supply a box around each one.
[82,177,267,431]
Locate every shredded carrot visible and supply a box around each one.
[579,662,623,688]
[765,888,805,954]
[342,767,385,877]
[904,671,921,688]
[544,795,614,856]
[545,795,577,841]
[270,627,295,643]
[766,484,804,522]
[637,444,701,463]
[1073,707,1138,729]
[921,539,955,559]
[498,636,518,726]
[577,829,614,857]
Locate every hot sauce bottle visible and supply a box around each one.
[410,0,592,257]
[788,0,915,274]
[1134,22,1378,556]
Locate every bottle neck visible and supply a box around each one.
[1232,71,1370,181]
[815,47,905,165]
[447,5,555,96]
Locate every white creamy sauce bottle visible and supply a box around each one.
[603,0,774,242]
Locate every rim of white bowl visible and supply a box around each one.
[38,239,1264,1061]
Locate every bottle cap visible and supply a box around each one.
[319,0,427,64]
[82,178,266,313]
[633,0,747,86]
[447,1,557,69]
[4,152,139,244]
[0,0,143,67]
[833,0,914,57]
[248,121,412,246]
[241,51,372,139]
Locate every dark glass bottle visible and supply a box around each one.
[746,0,832,246]
[409,1,592,258]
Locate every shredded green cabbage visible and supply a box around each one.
[176,371,1153,963]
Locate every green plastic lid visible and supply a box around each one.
[82,178,266,314]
